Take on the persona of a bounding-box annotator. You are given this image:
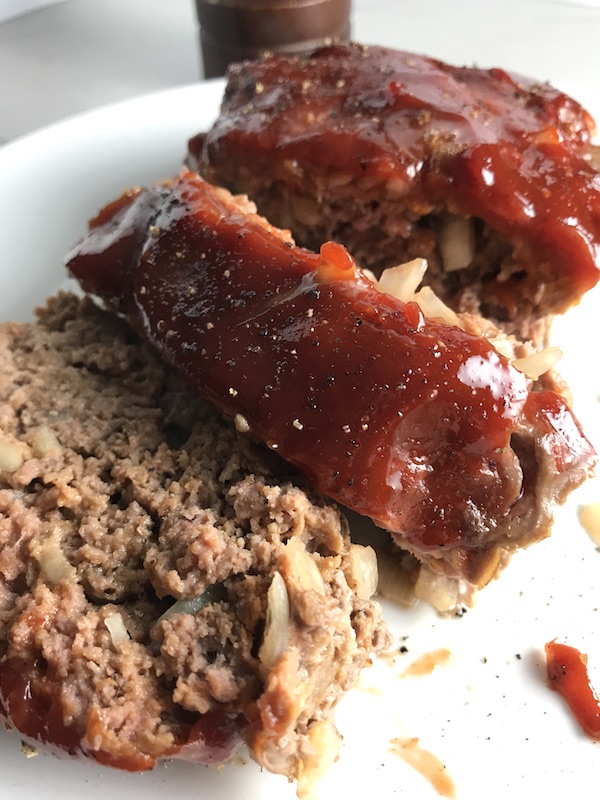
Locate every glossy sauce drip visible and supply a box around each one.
[195,44,600,310]
[67,171,595,556]
[545,640,600,739]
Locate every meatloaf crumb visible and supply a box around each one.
[0,293,389,782]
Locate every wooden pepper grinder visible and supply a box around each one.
[195,0,352,78]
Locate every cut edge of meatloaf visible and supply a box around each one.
[0,292,390,788]
[191,151,554,347]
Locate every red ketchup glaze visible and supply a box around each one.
[545,640,600,739]
[0,655,243,770]
[0,657,94,761]
[193,43,600,311]
[67,171,595,554]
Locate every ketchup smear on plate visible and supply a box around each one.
[545,640,600,739]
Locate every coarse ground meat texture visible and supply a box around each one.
[0,293,389,786]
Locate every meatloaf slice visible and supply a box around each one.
[190,43,600,343]
[66,171,595,606]
[0,293,389,787]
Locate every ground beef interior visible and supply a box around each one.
[0,293,389,784]
[192,160,551,345]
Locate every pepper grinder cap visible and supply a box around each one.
[195,0,352,78]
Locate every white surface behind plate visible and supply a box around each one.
[1,0,600,142]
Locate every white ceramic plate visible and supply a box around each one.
[0,81,599,800]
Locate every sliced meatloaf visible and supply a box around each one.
[0,293,389,786]
[190,43,600,343]
[66,171,595,606]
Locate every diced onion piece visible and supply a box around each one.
[37,545,75,585]
[347,544,378,600]
[413,286,462,328]
[386,176,409,196]
[578,502,600,546]
[292,195,320,226]
[297,719,342,799]
[377,553,418,607]
[21,741,38,758]
[105,612,130,646]
[326,172,353,189]
[32,426,61,458]
[234,413,251,433]
[440,215,475,272]
[512,346,562,380]
[259,571,290,670]
[377,258,428,302]
[414,568,460,614]
[286,539,326,595]
[0,438,23,473]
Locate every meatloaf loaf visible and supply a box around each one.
[190,43,600,343]
[0,293,389,787]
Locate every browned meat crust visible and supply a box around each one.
[190,43,600,343]
[0,293,389,782]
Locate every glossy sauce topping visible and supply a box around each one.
[545,640,600,739]
[196,43,600,309]
[67,171,595,555]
